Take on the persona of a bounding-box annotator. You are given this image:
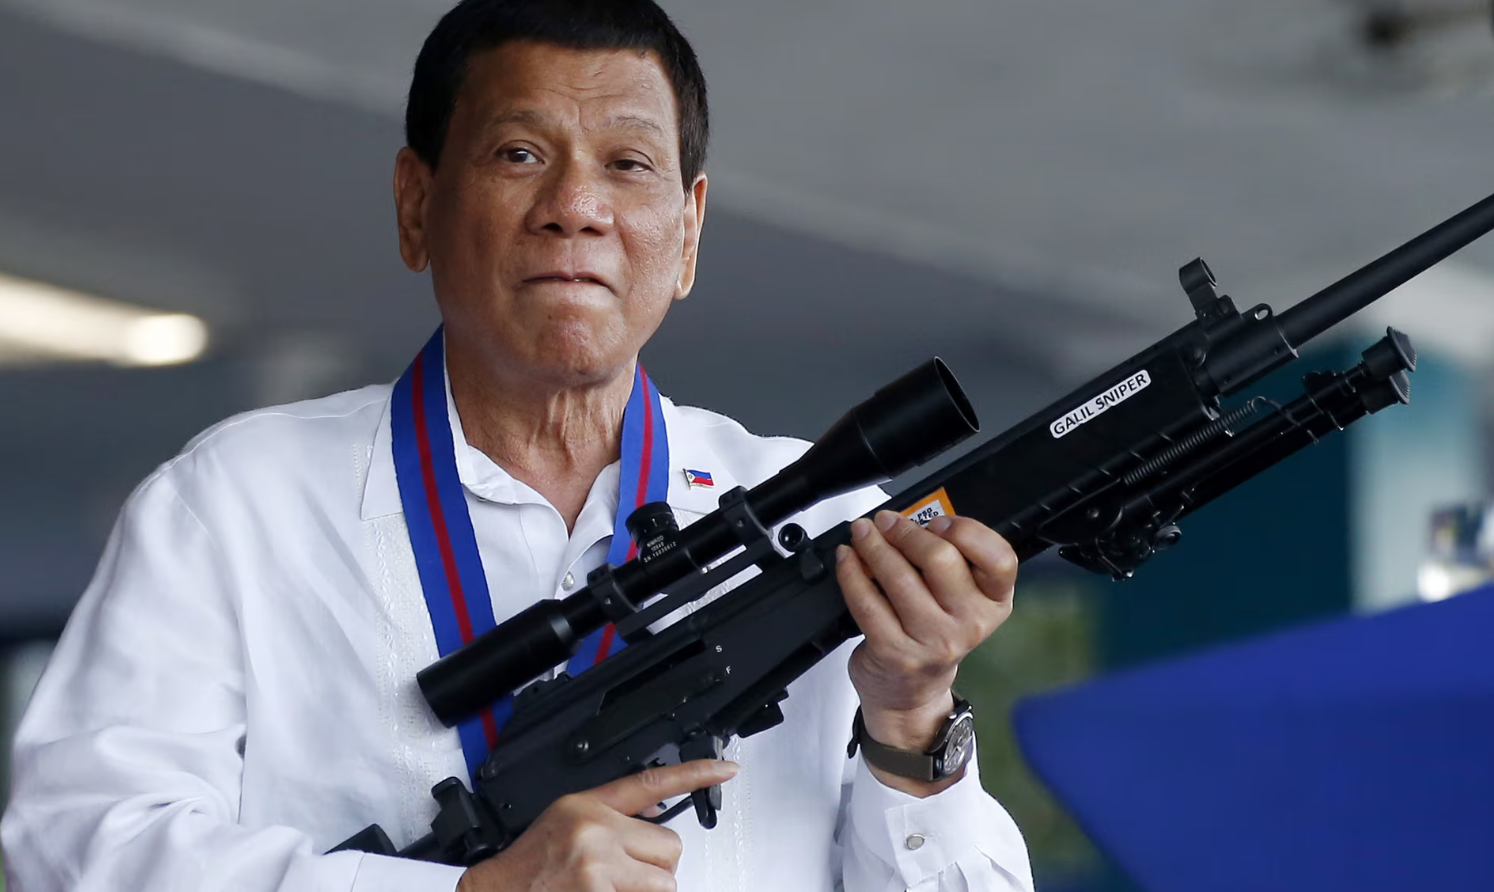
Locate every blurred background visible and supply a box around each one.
[2,1,1493,889]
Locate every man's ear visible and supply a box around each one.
[675,173,709,300]
[394,147,434,273]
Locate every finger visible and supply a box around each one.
[836,544,913,649]
[849,516,955,638]
[590,760,739,817]
[872,512,983,616]
[619,822,685,873]
[929,515,1018,607]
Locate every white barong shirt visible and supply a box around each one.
[2,378,1033,892]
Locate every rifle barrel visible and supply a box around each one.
[1277,192,1494,349]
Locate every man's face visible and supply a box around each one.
[395,41,707,387]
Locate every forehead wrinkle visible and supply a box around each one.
[480,93,671,136]
[482,108,547,131]
[477,107,667,141]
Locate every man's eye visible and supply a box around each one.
[500,148,538,163]
[612,158,650,172]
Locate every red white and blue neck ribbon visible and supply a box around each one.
[391,328,669,780]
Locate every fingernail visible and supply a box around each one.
[928,515,954,533]
[851,518,872,541]
[835,544,851,563]
[874,510,899,532]
[717,760,741,777]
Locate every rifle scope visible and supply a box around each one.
[418,358,979,726]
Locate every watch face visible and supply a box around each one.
[938,715,977,777]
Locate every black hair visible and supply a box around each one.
[407,0,709,187]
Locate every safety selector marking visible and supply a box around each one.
[902,488,955,526]
[1050,370,1152,439]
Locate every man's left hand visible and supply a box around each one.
[835,510,1017,793]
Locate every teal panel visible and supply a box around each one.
[1350,347,1487,611]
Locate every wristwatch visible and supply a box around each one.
[847,697,976,782]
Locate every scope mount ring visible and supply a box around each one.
[717,486,774,551]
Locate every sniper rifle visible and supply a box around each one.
[334,190,1494,865]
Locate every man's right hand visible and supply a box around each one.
[456,759,739,892]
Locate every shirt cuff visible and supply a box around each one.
[847,749,1028,889]
[350,852,467,892]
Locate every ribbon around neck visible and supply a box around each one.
[391,328,670,780]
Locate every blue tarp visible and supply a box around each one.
[1015,586,1494,891]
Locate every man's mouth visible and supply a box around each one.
[525,273,607,287]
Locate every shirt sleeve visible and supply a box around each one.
[838,745,1034,892]
[806,488,1033,891]
[0,470,466,892]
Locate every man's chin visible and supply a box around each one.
[513,337,635,390]
[447,313,645,390]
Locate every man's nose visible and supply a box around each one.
[526,159,614,237]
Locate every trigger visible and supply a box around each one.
[691,785,721,829]
[678,732,727,829]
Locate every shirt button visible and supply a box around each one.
[905,833,926,851]
[561,572,576,591]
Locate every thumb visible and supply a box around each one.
[590,760,740,817]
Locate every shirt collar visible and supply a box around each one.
[361,394,403,521]
[361,367,740,522]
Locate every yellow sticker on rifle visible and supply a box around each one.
[903,488,955,527]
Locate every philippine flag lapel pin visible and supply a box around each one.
[684,469,715,488]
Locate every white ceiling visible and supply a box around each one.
[6,0,1494,371]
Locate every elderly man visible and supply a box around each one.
[2,1,1032,890]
